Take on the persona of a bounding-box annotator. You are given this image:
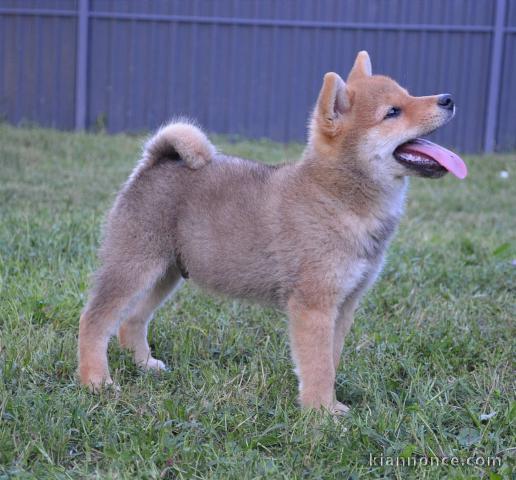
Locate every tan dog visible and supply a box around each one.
[78,51,466,414]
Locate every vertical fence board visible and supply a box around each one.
[484,0,507,152]
[497,0,516,151]
[75,0,88,129]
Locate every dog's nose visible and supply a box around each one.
[437,94,454,111]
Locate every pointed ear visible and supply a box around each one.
[314,72,350,136]
[347,50,372,83]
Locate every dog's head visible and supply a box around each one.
[309,51,467,180]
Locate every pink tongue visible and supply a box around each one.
[398,138,468,179]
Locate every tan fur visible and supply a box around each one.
[142,121,215,171]
[78,51,455,413]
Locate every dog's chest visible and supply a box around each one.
[358,213,399,260]
[332,209,403,301]
[333,252,384,304]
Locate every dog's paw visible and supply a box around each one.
[81,375,117,393]
[79,364,115,393]
[139,357,169,372]
[332,401,350,416]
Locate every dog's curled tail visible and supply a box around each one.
[143,121,215,170]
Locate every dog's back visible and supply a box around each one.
[104,119,398,308]
[104,126,295,306]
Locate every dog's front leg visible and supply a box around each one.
[287,297,344,414]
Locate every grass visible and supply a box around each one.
[0,124,514,479]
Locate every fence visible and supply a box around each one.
[0,0,515,153]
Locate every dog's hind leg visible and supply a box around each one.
[78,261,169,391]
[118,266,183,371]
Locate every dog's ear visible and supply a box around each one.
[314,72,350,136]
[347,50,372,83]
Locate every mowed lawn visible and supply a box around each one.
[0,124,514,479]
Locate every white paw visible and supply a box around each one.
[332,401,350,416]
[139,357,169,372]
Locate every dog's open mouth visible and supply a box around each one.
[394,138,467,179]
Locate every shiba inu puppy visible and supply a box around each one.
[78,51,467,414]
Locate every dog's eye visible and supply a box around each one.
[384,107,401,119]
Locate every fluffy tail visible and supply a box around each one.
[142,121,215,170]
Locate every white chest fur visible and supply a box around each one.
[334,180,407,303]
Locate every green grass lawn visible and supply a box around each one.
[0,124,514,479]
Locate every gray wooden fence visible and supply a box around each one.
[1,0,515,153]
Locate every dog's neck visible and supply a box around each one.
[299,144,407,219]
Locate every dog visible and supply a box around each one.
[78,51,467,414]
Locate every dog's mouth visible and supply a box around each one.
[394,138,467,179]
